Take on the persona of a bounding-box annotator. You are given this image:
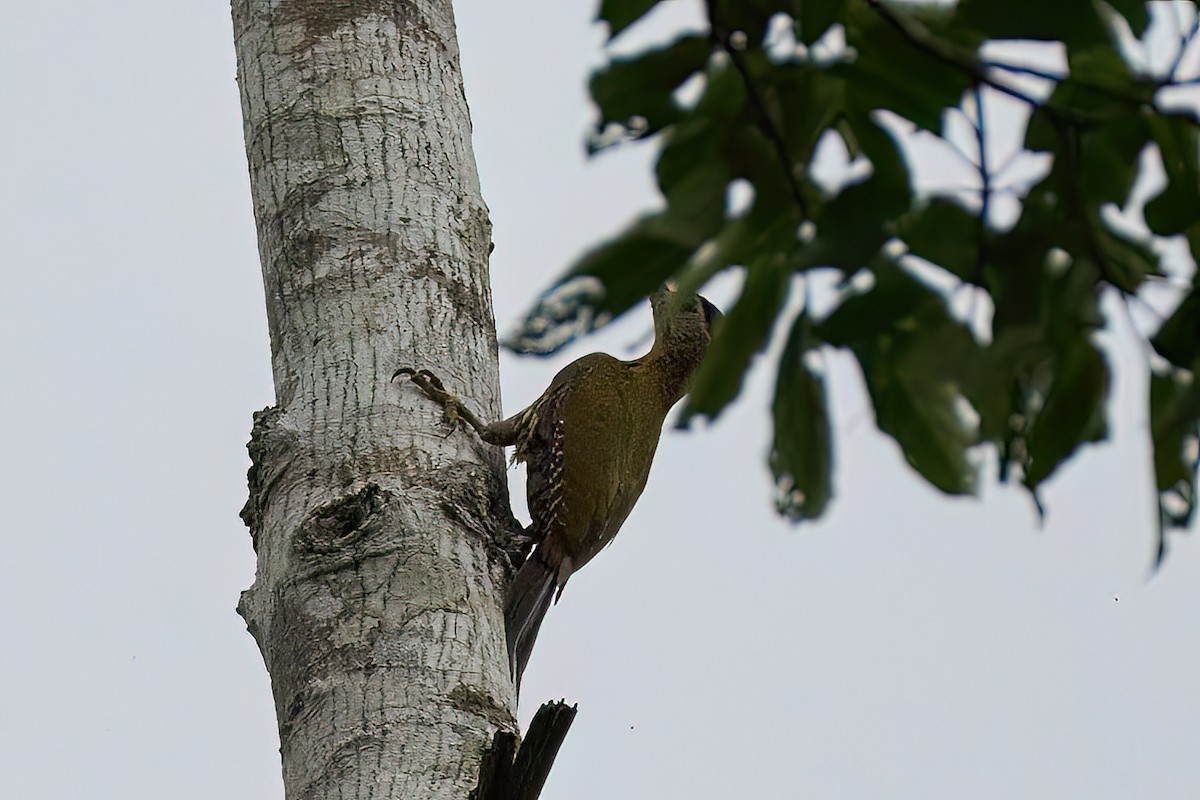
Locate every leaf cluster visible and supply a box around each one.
[510,0,1200,560]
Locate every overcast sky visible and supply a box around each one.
[3,2,1199,799]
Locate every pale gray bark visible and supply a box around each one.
[231,1,518,797]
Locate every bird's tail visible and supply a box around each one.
[504,552,557,690]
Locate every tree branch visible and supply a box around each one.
[704,1,809,218]
[973,85,990,286]
[866,0,1043,108]
[472,700,579,800]
[1167,3,1200,83]
[865,0,1116,124]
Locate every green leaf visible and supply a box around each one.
[1144,114,1200,236]
[672,183,801,302]
[589,35,713,147]
[654,60,798,234]
[1091,223,1159,294]
[680,257,791,422]
[818,260,979,494]
[1105,0,1150,36]
[1023,337,1109,489]
[1150,368,1200,560]
[898,199,981,283]
[1029,107,1150,210]
[655,117,733,239]
[815,260,943,347]
[1078,115,1151,208]
[961,329,1029,448]
[770,63,844,165]
[984,204,1059,333]
[957,0,1109,47]
[1152,287,1200,369]
[597,0,662,40]
[708,0,804,48]
[570,218,698,316]
[797,118,913,271]
[855,327,979,496]
[839,2,974,132]
[799,0,844,45]
[1067,45,1148,101]
[505,217,699,354]
[1020,106,1155,295]
[962,192,1121,488]
[770,313,834,519]
[518,0,1189,547]
[964,320,1063,485]
[1045,256,1105,340]
[840,111,912,194]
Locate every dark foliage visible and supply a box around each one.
[511,0,1200,561]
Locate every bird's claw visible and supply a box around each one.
[393,367,451,401]
[392,366,417,380]
[392,367,463,431]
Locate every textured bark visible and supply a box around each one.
[231,1,519,797]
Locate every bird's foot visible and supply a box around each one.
[392,367,466,431]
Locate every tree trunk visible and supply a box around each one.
[230,1,518,796]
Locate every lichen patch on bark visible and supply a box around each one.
[446,684,514,730]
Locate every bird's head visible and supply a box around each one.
[649,284,721,345]
[648,284,721,383]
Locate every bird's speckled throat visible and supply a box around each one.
[643,290,717,407]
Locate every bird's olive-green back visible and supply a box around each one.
[522,352,671,571]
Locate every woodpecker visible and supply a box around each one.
[396,286,719,684]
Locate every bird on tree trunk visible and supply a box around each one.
[395,286,719,686]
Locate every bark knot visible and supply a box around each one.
[299,482,387,553]
[241,405,292,551]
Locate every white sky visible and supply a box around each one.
[2,2,1199,799]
